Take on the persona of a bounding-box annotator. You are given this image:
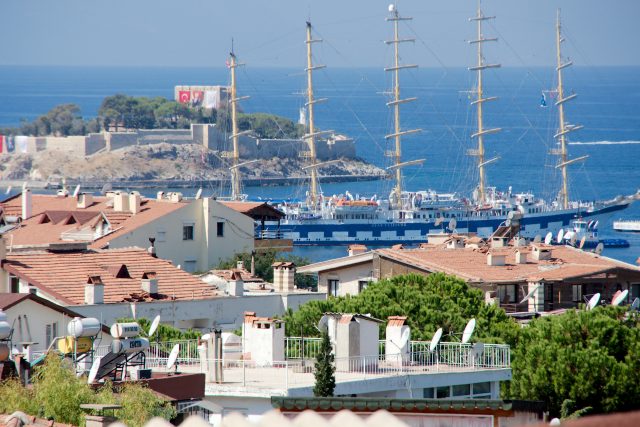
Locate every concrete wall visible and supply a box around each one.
[70,292,325,330]
[318,262,374,297]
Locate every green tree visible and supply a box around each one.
[313,330,335,397]
[283,273,519,343]
[509,306,640,416]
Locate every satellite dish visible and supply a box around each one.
[167,344,180,371]
[397,328,411,348]
[579,236,587,249]
[593,220,599,230]
[556,228,564,244]
[544,232,553,245]
[587,293,601,310]
[611,289,629,306]
[462,318,476,344]
[388,3,396,13]
[100,183,112,195]
[429,328,443,352]
[87,357,101,384]
[518,238,526,247]
[200,333,211,341]
[533,235,542,244]
[630,297,640,311]
[564,230,573,240]
[130,303,136,320]
[594,243,604,255]
[519,284,540,305]
[317,315,329,333]
[195,188,203,200]
[148,315,161,337]
[72,185,81,197]
[550,418,561,426]
[448,218,457,232]
[434,217,444,227]
[569,234,577,246]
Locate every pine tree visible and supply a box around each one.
[313,330,336,397]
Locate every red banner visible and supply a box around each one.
[178,90,191,104]
[0,135,3,153]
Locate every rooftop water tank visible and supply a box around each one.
[67,317,101,338]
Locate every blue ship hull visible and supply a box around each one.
[261,202,630,245]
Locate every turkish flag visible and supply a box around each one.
[178,90,191,104]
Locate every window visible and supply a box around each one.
[10,275,20,293]
[452,384,471,397]
[182,225,194,240]
[45,322,58,348]
[358,280,369,293]
[328,279,339,297]
[498,284,517,304]
[423,388,434,398]
[572,284,583,303]
[436,386,450,399]
[217,221,224,237]
[473,382,492,397]
[184,260,197,273]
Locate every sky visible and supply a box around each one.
[1,0,639,68]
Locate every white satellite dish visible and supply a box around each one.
[72,185,81,197]
[462,318,476,344]
[564,230,573,240]
[87,357,101,384]
[5,186,11,195]
[397,328,411,348]
[593,220,599,229]
[195,188,203,200]
[317,315,329,332]
[434,217,444,227]
[148,315,161,337]
[594,243,604,255]
[167,344,180,371]
[429,328,443,352]
[388,3,396,13]
[579,236,587,249]
[544,232,553,245]
[519,284,540,305]
[587,293,601,310]
[611,289,629,306]
[448,218,457,232]
[570,234,577,246]
[533,235,542,244]
[630,297,640,311]
[130,302,136,320]
[556,228,564,244]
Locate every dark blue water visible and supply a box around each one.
[0,65,638,264]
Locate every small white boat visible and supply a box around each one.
[613,219,640,232]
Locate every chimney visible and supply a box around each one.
[113,191,129,212]
[446,237,464,249]
[84,276,104,305]
[242,312,284,364]
[348,244,367,256]
[147,237,157,258]
[385,316,410,365]
[236,260,244,270]
[76,193,94,209]
[227,270,244,296]
[141,272,158,294]
[157,191,165,200]
[532,245,552,261]
[272,262,295,292]
[251,251,256,276]
[129,192,141,214]
[491,236,508,249]
[21,188,32,219]
[169,192,183,203]
[487,251,506,266]
[515,249,528,264]
[0,236,6,262]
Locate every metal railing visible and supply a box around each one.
[285,337,322,359]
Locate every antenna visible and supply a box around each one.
[594,242,604,255]
[448,218,457,232]
[167,344,180,372]
[148,315,161,337]
[544,232,553,245]
[429,328,443,352]
[533,235,542,244]
[519,284,540,305]
[611,289,629,306]
[579,235,586,249]
[556,228,564,244]
[586,293,601,310]
[87,357,101,384]
[462,318,476,344]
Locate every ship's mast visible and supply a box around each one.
[553,9,586,209]
[227,46,250,201]
[468,0,501,204]
[302,21,331,209]
[385,4,423,209]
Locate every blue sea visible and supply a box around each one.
[0,65,638,264]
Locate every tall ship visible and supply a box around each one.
[260,5,636,245]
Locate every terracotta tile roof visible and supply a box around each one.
[3,248,219,305]
[348,244,367,250]
[208,268,264,283]
[243,311,281,325]
[0,194,187,248]
[387,316,407,327]
[377,245,640,284]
